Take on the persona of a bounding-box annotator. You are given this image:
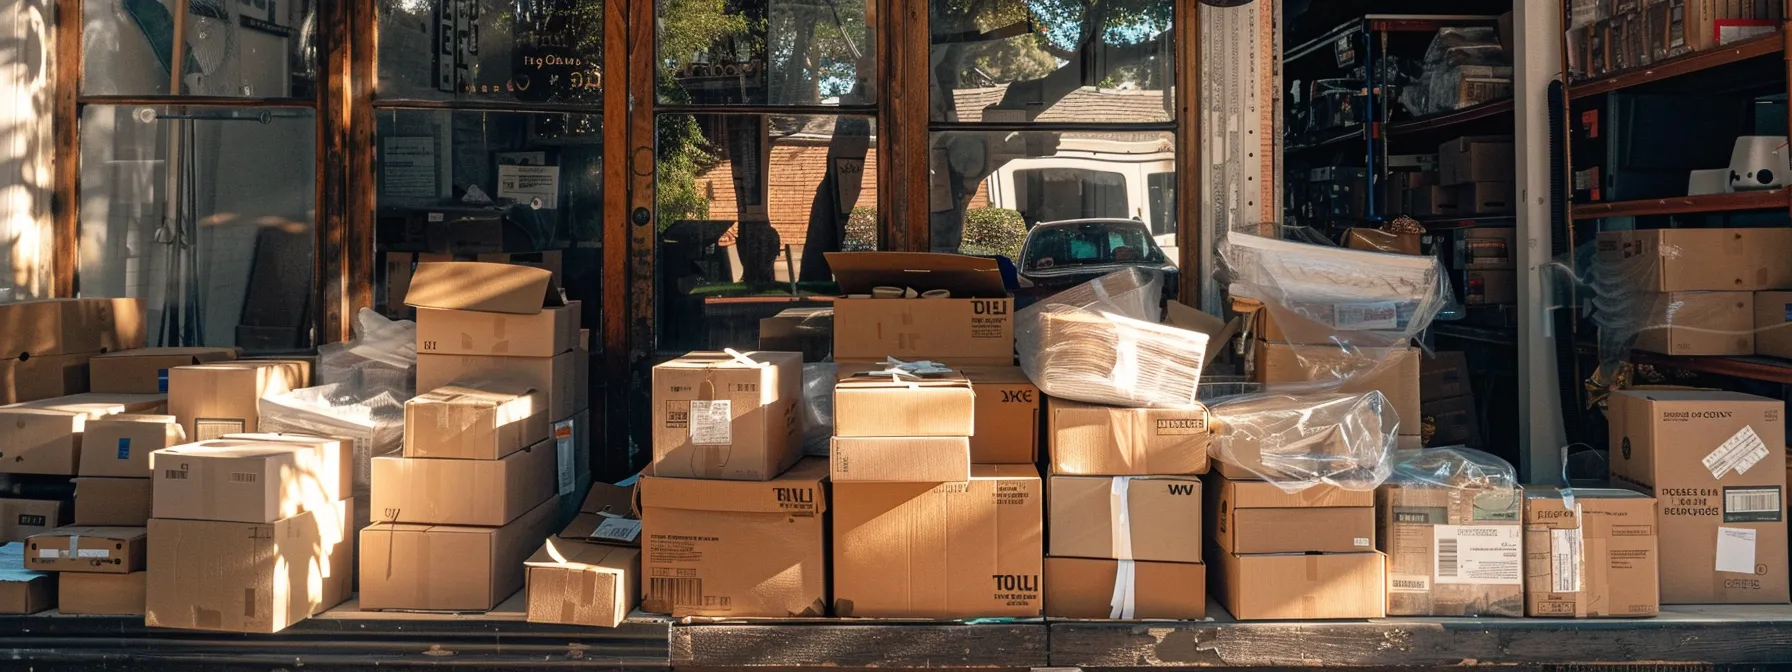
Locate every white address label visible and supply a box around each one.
[1433,525,1522,585]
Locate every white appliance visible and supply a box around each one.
[1728,136,1791,191]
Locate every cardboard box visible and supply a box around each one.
[59,571,146,615]
[0,298,145,361]
[417,348,588,422]
[79,414,184,477]
[168,360,309,441]
[1378,484,1524,617]
[404,261,567,315]
[1458,182,1515,215]
[0,555,54,615]
[416,303,581,358]
[1753,290,1792,358]
[147,502,353,633]
[88,348,238,394]
[1420,351,1472,402]
[1464,269,1517,306]
[0,498,67,543]
[1633,292,1754,355]
[1050,475,1203,563]
[826,252,1015,366]
[833,367,976,438]
[831,436,970,483]
[360,497,558,612]
[0,394,167,475]
[1608,389,1789,604]
[1438,136,1514,186]
[1211,549,1386,620]
[1410,185,1460,216]
[524,539,641,628]
[1596,228,1792,292]
[651,351,803,481]
[1460,228,1517,270]
[639,458,829,617]
[960,366,1040,464]
[1523,487,1660,618]
[0,352,95,404]
[1209,474,1376,554]
[1345,228,1422,255]
[758,307,834,362]
[152,437,350,524]
[372,439,555,526]
[25,526,147,573]
[1046,399,1210,476]
[1252,343,1421,439]
[1421,394,1483,448]
[557,483,643,546]
[404,382,550,460]
[73,477,152,527]
[1044,557,1205,620]
[833,465,1043,618]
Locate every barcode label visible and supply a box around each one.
[230,472,258,483]
[1724,487,1783,523]
[163,470,189,480]
[1389,574,1431,593]
[1437,538,1459,578]
[1434,525,1522,585]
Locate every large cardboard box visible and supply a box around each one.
[25,526,147,573]
[639,458,829,617]
[0,555,54,615]
[960,366,1041,464]
[152,437,350,524]
[1344,228,1422,255]
[0,298,145,361]
[1438,136,1514,186]
[88,347,238,394]
[147,501,353,633]
[1210,549,1386,620]
[831,436,970,483]
[0,352,95,404]
[418,348,588,422]
[1252,343,1421,441]
[79,414,184,477]
[169,360,310,440]
[1596,228,1792,292]
[524,539,640,628]
[1050,475,1202,563]
[1046,398,1210,476]
[759,307,833,362]
[1754,290,1792,358]
[1378,484,1524,617]
[651,351,803,481]
[833,367,975,438]
[59,571,146,615]
[73,477,152,526]
[1044,557,1206,620]
[1420,351,1472,402]
[359,496,557,612]
[826,252,1015,366]
[1523,487,1660,618]
[1608,389,1789,604]
[833,465,1042,618]
[371,439,555,526]
[0,394,166,475]
[1209,474,1375,554]
[0,498,67,543]
[404,261,567,315]
[416,302,581,358]
[1457,182,1515,216]
[1631,292,1754,355]
[404,383,549,460]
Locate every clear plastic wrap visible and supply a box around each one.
[1380,446,1524,618]
[1402,27,1511,118]
[258,383,406,533]
[802,362,836,456]
[1388,445,1519,492]
[317,308,418,399]
[1207,391,1399,492]
[1015,268,1209,408]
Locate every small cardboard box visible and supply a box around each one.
[1608,389,1789,604]
[88,347,238,394]
[651,351,803,481]
[1634,292,1754,356]
[1050,475,1203,563]
[1411,185,1460,216]
[416,302,582,358]
[404,382,550,460]
[1252,343,1421,442]
[359,497,558,612]
[0,498,67,544]
[73,477,152,527]
[169,361,310,441]
[1596,228,1792,292]
[1044,557,1206,620]
[826,252,1015,366]
[1211,549,1386,620]
[152,437,350,524]
[0,352,94,404]
[0,394,167,475]
[79,414,183,478]
[1420,351,1472,402]
[959,366,1040,464]
[831,436,970,483]
[1378,484,1524,617]
[1046,398,1210,476]
[418,348,588,422]
[1459,228,1517,270]
[404,261,567,315]
[833,367,975,438]
[1438,136,1514,186]
[371,439,556,526]
[1523,487,1660,618]
[1754,290,1792,358]
[1209,473,1376,554]
[833,465,1042,618]
[0,556,54,615]
[25,526,147,574]
[524,539,641,628]
[147,502,353,633]
[639,458,828,617]
[59,571,146,615]
[1458,182,1515,215]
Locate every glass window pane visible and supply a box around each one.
[377,0,604,105]
[78,105,317,353]
[654,112,874,354]
[656,0,872,106]
[929,0,1172,123]
[83,0,319,98]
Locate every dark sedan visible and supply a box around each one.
[1017,218,1180,303]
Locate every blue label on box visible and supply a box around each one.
[116,438,130,460]
[157,368,169,393]
[1784,303,1792,322]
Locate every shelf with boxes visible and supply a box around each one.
[1567,9,1784,99]
[1571,188,1792,219]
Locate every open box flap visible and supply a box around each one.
[1165,300,1241,364]
[835,366,972,389]
[405,262,567,314]
[825,252,1008,298]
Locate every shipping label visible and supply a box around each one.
[687,400,733,446]
[1723,486,1783,523]
[1433,525,1523,585]
[1551,527,1583,593]
[1716,527,1759,574]
[1388,573,1432,594]
[1703,425,1770,479]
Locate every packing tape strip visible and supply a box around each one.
[1107,477,1136,619]
[1108,559,1137,619]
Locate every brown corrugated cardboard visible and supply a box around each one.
[79,414,183,477]
[1046,398,1210,476]
[404,382,550,460]
[826,252,1015,366]
[1210,549,1386,620]
[1608,389,1789,604]
[833,367,976,438]
[147,501,353,633]
[59,571,146,615]
[217,434,356,509]
[959,366,1041,464]
[1345,228,1422,255]
[168,360,310,441]
[1458,182,1516,215]
[25,526,147,573]
[651,351,803,481]
[831,436,970,483]
[1753,290,1792,358]
[1438,136,1514,185]
[0,560,54,615]
[1044,557,1206,619]
[1420,351,1471,402]
[1209,474,1376,554]
[418,348,588,421]
[1422,395,1483,448]
[833,465,1042,618]
[152,437,349,524]
[0,394,167,475]
[639,458,829,617]
[1596,228,1792,292]
[404,261,566,315]
[556,483,643,546]
[359,496,559,612]
[416,302,581,358]
[1049,475,1202,563]
[372,439,555,526]
[0,498,67,543]
[1,353,94,404]
[1378,484,1524,617]
[1524,487,1660,618]
[1252,343,1421,443]
[73,477,152,526]
[1633,292,1754,355]
[524,539,640,627]
[759,307,833,362]
[0,298,146,361]
[88,347,238,394]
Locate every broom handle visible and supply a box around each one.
[168,0,188,94]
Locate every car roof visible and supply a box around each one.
[1033,218,1151,231]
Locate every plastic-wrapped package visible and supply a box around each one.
[317,308,418,399]
[1378,446,1524,617]
[1015,268,1209,408]
[801,362,836,456]
[1207,391,1399,492]
[258,383,406,533]
[1223,233,1451,348]
[1402,27,1511,117]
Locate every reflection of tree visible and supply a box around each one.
[655,0,750,229]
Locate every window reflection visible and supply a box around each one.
[84,0,319,98]
[656,0,872,105]
[377,0,603,104]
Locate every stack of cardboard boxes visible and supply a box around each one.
[0,298,146,404]
[1379,478,1525,617]
[168,359,312,441]
[1208,461,1385,620]
[1568,0,1781,80]
[1598,228,1792,357]
[1419,351,1481,448]
[525,483,642,628]
[1236,299,1423,450]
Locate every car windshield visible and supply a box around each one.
[1024,223,1164,270]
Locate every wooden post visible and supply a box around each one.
[51,0,82,297]
[1175,0,1203,305]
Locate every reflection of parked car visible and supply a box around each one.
[1017,219,1179,301]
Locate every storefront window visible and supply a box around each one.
[82,0,318,98]
[376,0,603,104]
[655,0,872,106]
